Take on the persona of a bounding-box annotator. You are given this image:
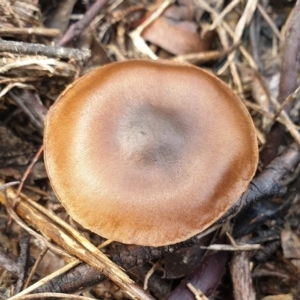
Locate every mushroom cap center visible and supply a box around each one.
[117,104,186,166]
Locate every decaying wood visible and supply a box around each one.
[231,250,256,300]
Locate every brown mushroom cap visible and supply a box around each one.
[44,60,258,247]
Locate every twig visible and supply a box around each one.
[200,244,262,251]
[0,40,90,62]
[218,0,258,74]
[194,0,243,94]
[129,0,174,59]
[14,232,31,294]
[0,27,61,37]
[14,145,44,207]
[24,246,48,289]
[273,86,300,121]
[244,99,300,148]
[143,261,159,291]
[257,3,282,42]
[8,293,95,300]
[0,248,19,276]
[0,181,19,191]
[172,44,239,64]
[231,248,256,300]
[13,240,112,299]
[204,0,240,33]
[8,89,46,132]
[9,260,81,300]
[58,0,108,46]
[186,283,208,300]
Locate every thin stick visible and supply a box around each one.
[58,0,108,46]
[8,293,95,300]
[13,240,112,299]
[0,27,61,37]
[257,4,282,42]
[14,145,44,206]
[9,260,80,300]
[24,247,49,289]
[0,40,90,62]
[129,0,174,59]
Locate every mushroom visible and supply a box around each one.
[44,60,258,247]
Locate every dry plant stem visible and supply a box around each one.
[194,0,243,94]
[244,100,300,148]
[24,247,49,289]
[15,232,31,294]
[231,250,256,300]
[261,0,300,165]
[0,181,19,191]
[9,293,95,300]
[209,10,258,70]
[201,244,262,251]
[14,145,44,206]
[273,86,300,121]
[0,40,91,62]
[7,87,45,131]
[9,260,81,299]
[0,77,38,84]
[13,240,113,298]
[0,28,61,37]
[218,0,258,74]
[186,283,208,300]
[0,248,19,276]
[205,0,240,32]
[6,204,71,259]
[129,0,174,59]
[58,0,108,46]
[143,261,158,290]
[172,45,238,64]
[1,188,154,300]
[257,3,282,42]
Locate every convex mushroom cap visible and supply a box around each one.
[44,60,258,247]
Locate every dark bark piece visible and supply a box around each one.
[14,232,31,294]
[221,144,300,223]
[130,265,171,300]
[233,197,290,239]
[231,250,256,300]
[163,232,214,279]
[165,236,229,299]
